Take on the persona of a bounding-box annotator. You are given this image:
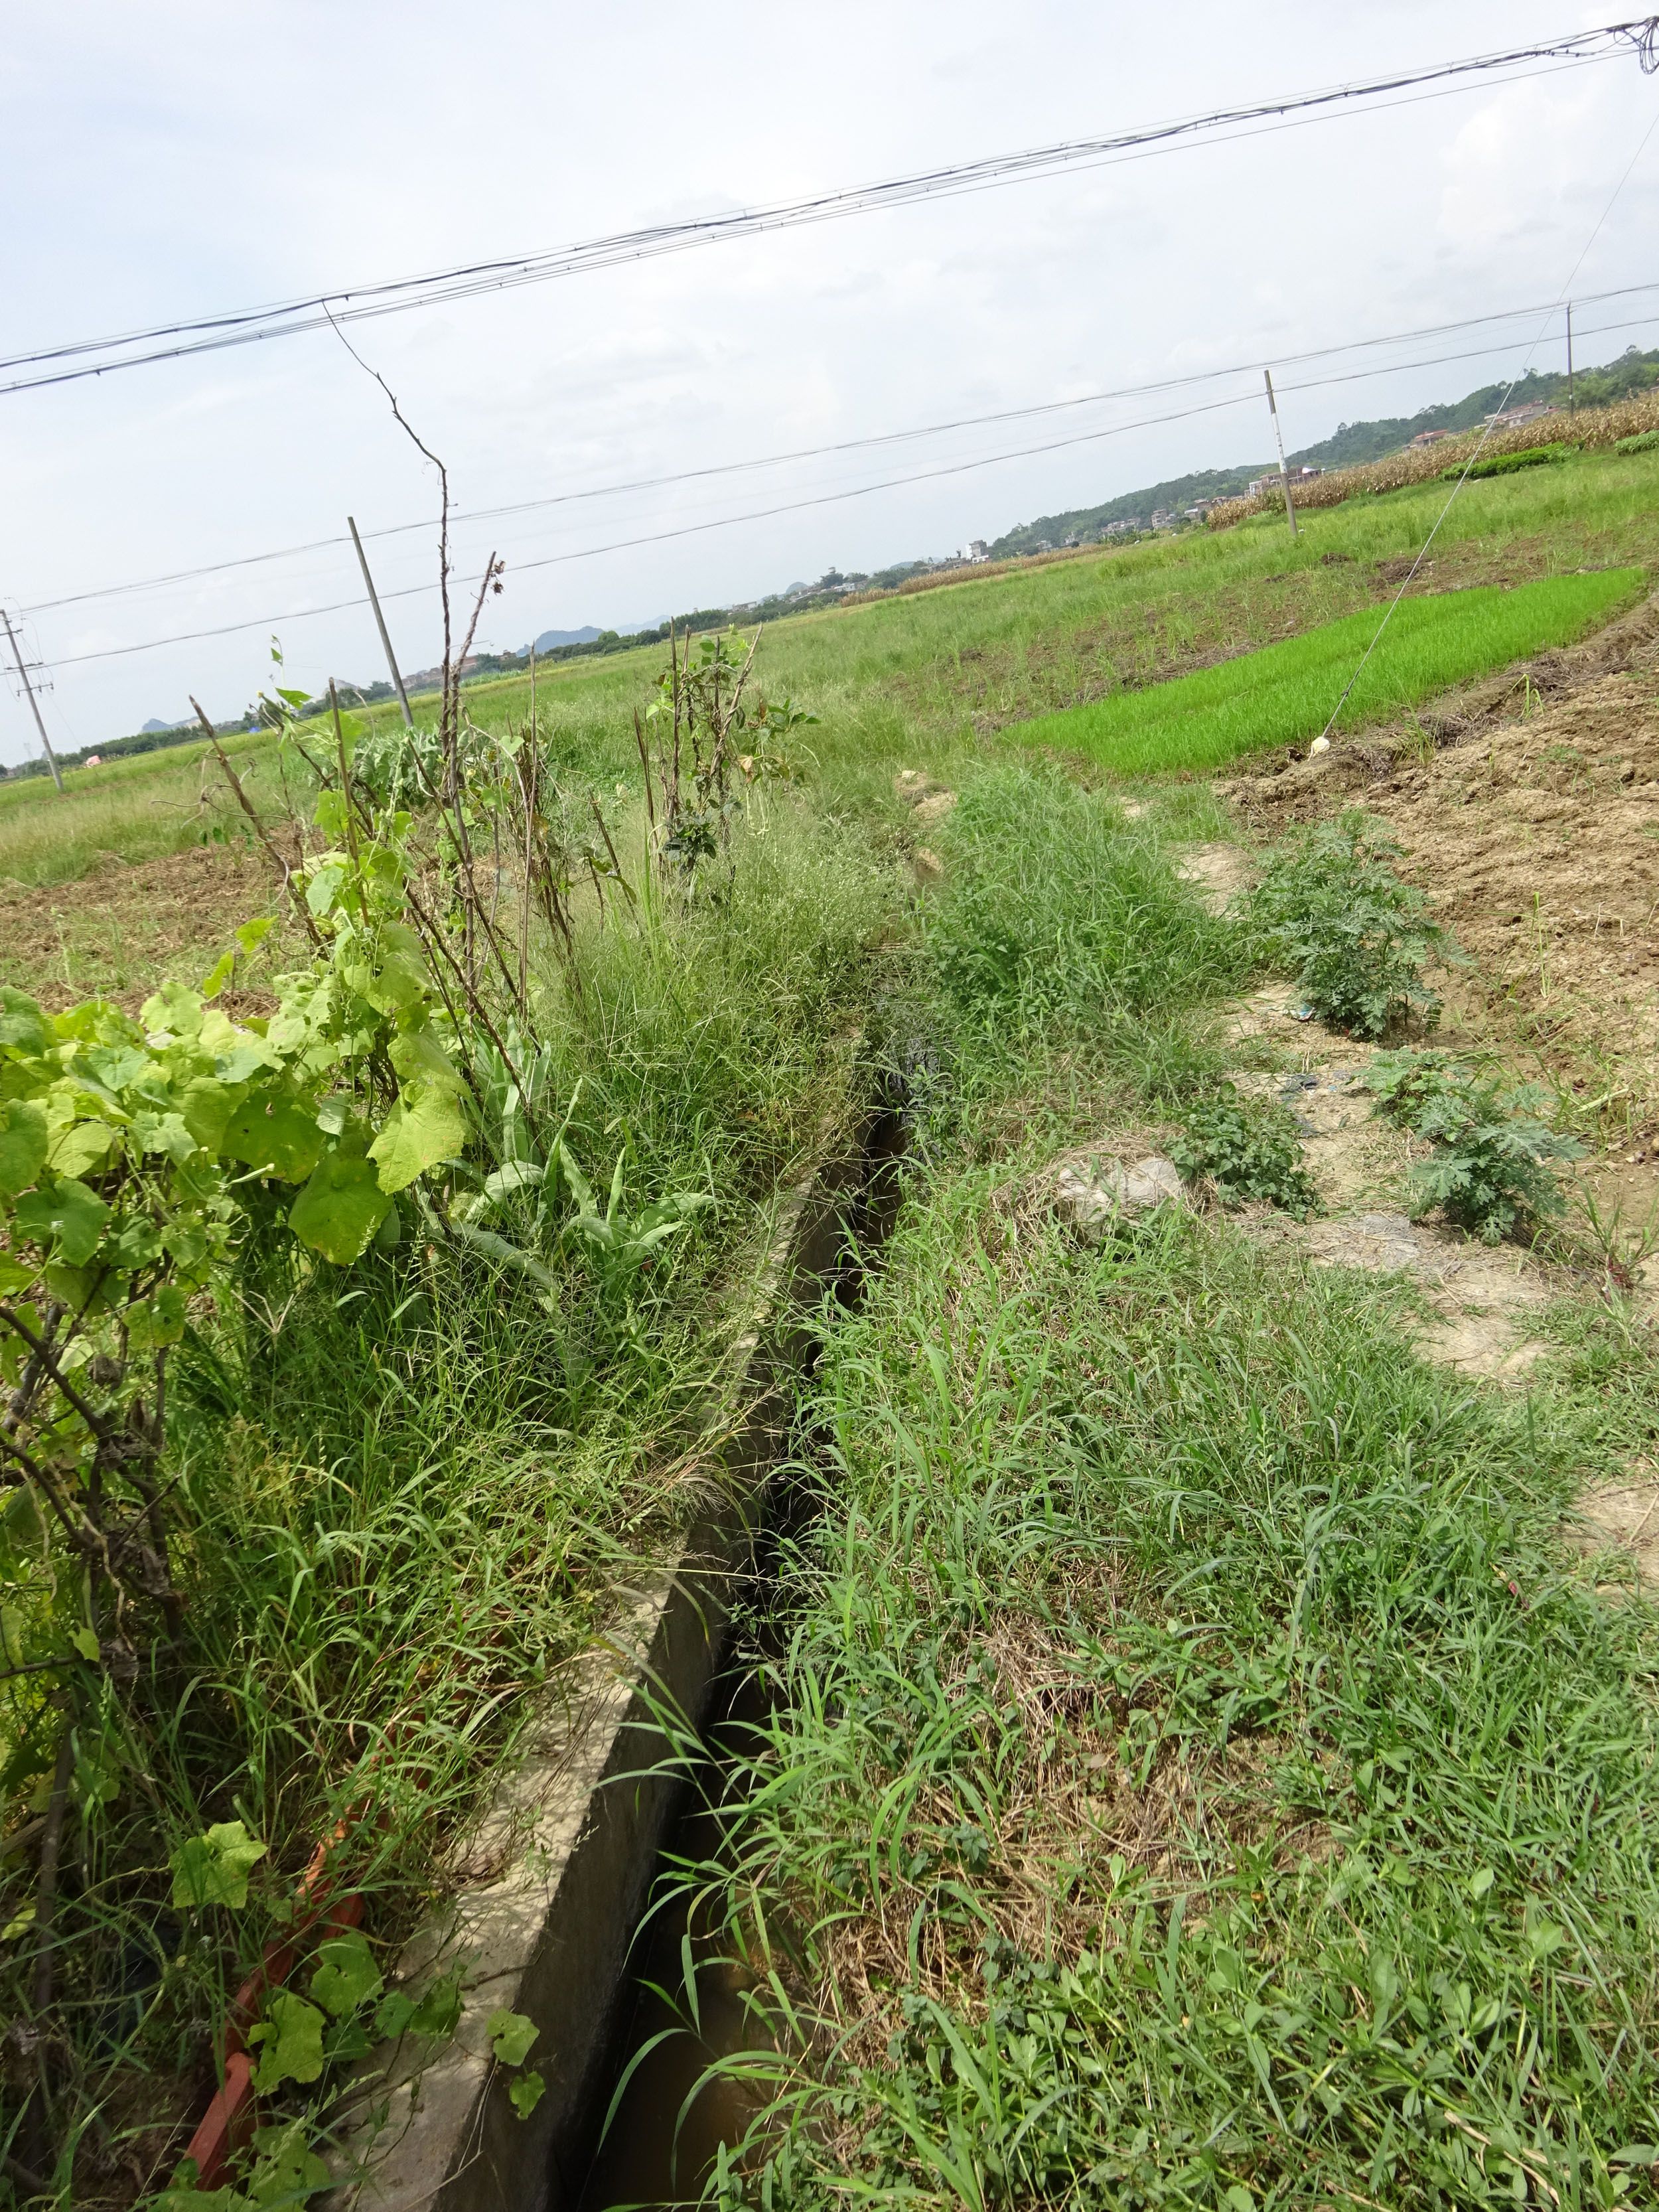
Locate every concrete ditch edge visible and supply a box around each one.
[332,1132,872,2212]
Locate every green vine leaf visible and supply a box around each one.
[369,1089,466,1195]
[243,2119,330,2207]
[508,2069,545,2120]
[373,1990,417,2040]
[408,1974,463,2041]
[311,1929,384,2018]
[0,1099,48,1197]
[14,1177,111,1265]
[169,1820,268,1911]
[486,2008,539,2067]
[248,1991,326,2093]
[223,1098,326,1183]
[0,987,53,1055]
[46,1117,117,1178]
[289,1151,393,1266]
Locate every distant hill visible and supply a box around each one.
[531,626,602,652]
[1285,344,1659,469]
[987,465,1271,560]
[984,342,1659,559]
[140,716,186,734]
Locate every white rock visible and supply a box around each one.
[1056,1155,1185,1238]
[1310,735,1331,755]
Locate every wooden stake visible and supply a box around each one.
[1264,370,1299,538]
[348,516,414,727]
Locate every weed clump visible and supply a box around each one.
[1246,809,1455,1038]
[1443,441,1577,481]
[927,765,1238,1034]
[1367,1048,1584,1242]
[1171,1086,1320,1217]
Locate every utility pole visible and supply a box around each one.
[1,608,64,793]
[1566,302,1576,417]
[1264,370,1299,538]
[348,516,414,727]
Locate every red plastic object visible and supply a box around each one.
[175,1819,368,2187]
[184,2050,255,2189]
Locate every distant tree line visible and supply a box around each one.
[3,711,250,780]
[985,343,1659,558]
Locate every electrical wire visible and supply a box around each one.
[19,281,1659,623]
[5,20,1656,398]
[40,288,1659,674]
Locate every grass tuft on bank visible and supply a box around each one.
[656,781,1659,2212]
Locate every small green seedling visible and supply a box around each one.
[1246,810,1457,1039]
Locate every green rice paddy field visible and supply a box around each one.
[1013,567,1642,773]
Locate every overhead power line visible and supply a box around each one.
[21,279,1659,623]
[5,20,1657,398]
[38,297,1659,672]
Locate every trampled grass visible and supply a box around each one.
[1010,566,1644,775]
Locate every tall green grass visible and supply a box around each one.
[683,1193,1659,2211]
[1011,567,1643,774]
[0,789,899,2203]
[629,798,1659,2211]
[0,729,285,887]
[924,764,1240,1049]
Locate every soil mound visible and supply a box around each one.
[1220,592,1659,1135]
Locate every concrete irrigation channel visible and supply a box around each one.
[335,1092,907,2212]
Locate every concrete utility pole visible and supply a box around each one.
[1264,370,1299,538]
[348,516,414,727]
[1,607,64,792]
[1566,301,1576,417]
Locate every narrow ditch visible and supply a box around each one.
[569,1096,909,2212]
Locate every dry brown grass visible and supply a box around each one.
[801,1594,1339,2097]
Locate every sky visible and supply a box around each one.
[3,1,1659,763]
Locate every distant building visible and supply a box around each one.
[1034,538,1054,552]
[1409,429,1450,448]
[1484,402,1557,430]
[961,539,990,562]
